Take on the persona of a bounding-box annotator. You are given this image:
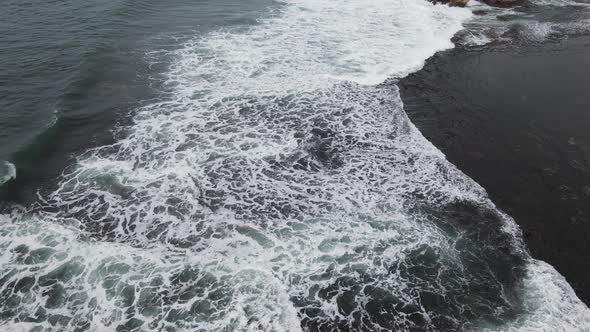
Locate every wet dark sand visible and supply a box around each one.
[400,35,590,304]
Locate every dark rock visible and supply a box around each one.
[431,0,525,8]
[480,0,526,7]
[430,0,469,6]
[450,0,469,6]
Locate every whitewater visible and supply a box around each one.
[1,0,589,331]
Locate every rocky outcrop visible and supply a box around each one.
[431,0,526,7]
[431,0,470,6]
[449,0,469,6]
[481,0,526,7]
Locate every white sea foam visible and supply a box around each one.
[1,0,590,330]
[0,161,16,186]
[460,0,590,46]
[0,213,302,331]
[479,260,590,332]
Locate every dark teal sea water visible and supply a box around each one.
[0,0,276,200]
[1,0,590,331]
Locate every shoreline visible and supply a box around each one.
[399,34,590,305]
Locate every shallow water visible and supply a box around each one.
[1,0,590,331]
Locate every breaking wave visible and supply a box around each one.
[0,162,16,187]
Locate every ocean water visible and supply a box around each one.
[459,0,590,45]
[1,0,590,331]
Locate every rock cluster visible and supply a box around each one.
[432,0,525,7]
[481,0,526,6]
[449,0,469,6]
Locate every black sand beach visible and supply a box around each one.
[400,35,590,304]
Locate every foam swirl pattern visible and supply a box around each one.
[1,0,589,331]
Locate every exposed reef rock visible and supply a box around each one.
[481,0,526,7]
[450,0,469,6]
[432,0,526,7]
[431,0,470,6]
